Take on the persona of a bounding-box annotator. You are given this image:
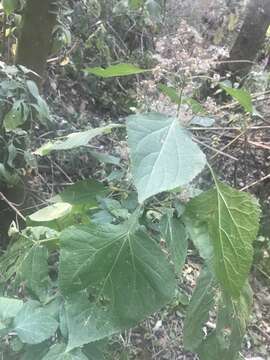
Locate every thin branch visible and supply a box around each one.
[0,192,26,221]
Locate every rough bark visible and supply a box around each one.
[220,0,270,77]
[15,0,57,80]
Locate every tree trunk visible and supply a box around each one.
[220,0,270,78]
[15,0,57,81]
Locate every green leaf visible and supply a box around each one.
[26,80,40,100]
[146,0,162,22]
[183,268,216,351]
[34,124,121,156]
[198,284,253,360]
[186,180,260,297]
[3,101,26,130]
[89,150,120,165]
[0,163,20,185]
[21,342,51,360]
[84,63,149,78]
[59,218,176,350]
[64,292,119,351]
[2,0,18,15]
[51,179,108,206]
[220,85,253,113]
[160,213,188,271]
[158,84,181,104]
[42,343,88,360]
[127,113,206,203]
[184,198,214,263]
[14,301,58,344]
[128,0,143,9]
[183,98,205,114]
[29,203,72,223]
[19,246,50,301]
[0,297,23,320]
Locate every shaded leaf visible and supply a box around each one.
[183,268,216,351]
[14,301,58,344]
[51,179,108,206]
[0,297,23,320]
[42,343,88,360]
[198,284,253,360]
[21,342,51,360]
[127,113,206,203]
[19,246,50,301]
[89,150,120,165]
[160,213,188,271]
[3,101,26,130]
[59,217,176,350]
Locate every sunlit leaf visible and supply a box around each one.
[84,63,149,78]
[34,124,121,156]
[29,203,72,223]
[127,113,206,203]
[186,180,260,297]
[220,85,253,113]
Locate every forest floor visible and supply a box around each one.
[34,1,270,359]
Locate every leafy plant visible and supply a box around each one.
[0,62,51,186]
[0,105,260,359]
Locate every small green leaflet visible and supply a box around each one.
[14,301,58,344]
[84,63,149,78]
[160,213,188,271]
[186,180,260,298]
[34,124,121,156]
[59,217,176,349]
[127,113,206,203]
[183,268,216,351]
[50,179,108,206]
[220,85,253,113]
